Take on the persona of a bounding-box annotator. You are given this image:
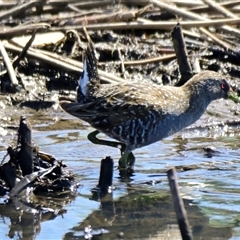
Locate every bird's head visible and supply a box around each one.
[184,71,239,103]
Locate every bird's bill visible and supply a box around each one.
[227,88,239,103]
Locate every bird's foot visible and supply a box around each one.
[118,151,135,168]
[118,151,135,177]
[118,167,134,178]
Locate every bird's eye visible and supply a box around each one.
[220,82,226,89]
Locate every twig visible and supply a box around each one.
[6,38,175,80]
[12,28,42,69]
[0,23,50,39]
[1,19,240,39]
[167,0,203,7]
[67,3,82,13]
[190,0,240,13]
[65,0,110,9]
[49,18,240,32]
[0,2,16,8]
[171,23,193,86]
[198,27,230,49]
[167,167,193,240]
[182,29,205,42]
[68,5,152,25]
[70,10,137,25]
[99,54,176,66]
[97,157,113,189]
[125,54,176,65]
[3,40,125,84]
[172,2,233,49]
[68,0,151,9]
[48,0,79,4]
[202,0,238,19]
[0,40,18,86]
[152,0,240,40]
[91,156,114,200]
[18,116,33,176]
[0,160,16,190]
[0,0,42,21]
[117,47,126,79]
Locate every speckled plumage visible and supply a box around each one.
[60,40,237,168]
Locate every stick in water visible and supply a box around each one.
[167,167,193,240]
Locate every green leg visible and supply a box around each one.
[88,130,124,150]
[118,151,135,168]
[87,130,135,168]
[127,152,135,168]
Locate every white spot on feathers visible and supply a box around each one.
[80,59,89,97]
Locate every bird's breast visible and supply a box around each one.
[101,110,191,150]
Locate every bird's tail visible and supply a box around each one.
[77,27,100,103]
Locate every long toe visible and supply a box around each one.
[118,151,130,169]
[127,152,135,168]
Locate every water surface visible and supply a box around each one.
[0,100,240,239]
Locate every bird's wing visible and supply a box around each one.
[60,83,189,129]
[59,97,158,130]
[60,84,174,125]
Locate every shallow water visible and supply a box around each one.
[0,99,240,240]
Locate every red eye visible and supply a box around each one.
[220,82,225,89]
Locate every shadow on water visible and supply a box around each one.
[0,188,232,240]
[0,195,73,239]
[0,104,240,239]
[62,189,233,240]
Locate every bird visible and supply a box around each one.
[59,34,239,170]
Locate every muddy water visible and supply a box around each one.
[0,98,240,240]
